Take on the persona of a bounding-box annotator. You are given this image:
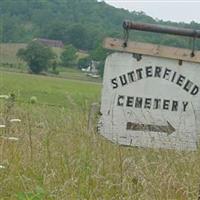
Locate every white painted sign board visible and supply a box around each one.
[99,52,200,150]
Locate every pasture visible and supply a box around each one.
[0,43,88,67]
[0,71,200,200]
[0,44,95,83]
[0,44,26,71]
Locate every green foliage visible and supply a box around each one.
[30,96,37,104]
[17,41,56,74]
[90,44,107,61]
[97,61,105,78]
[78,57,91,68]
[1,0,200,50]
[61,44,77,67]
[66,24,90,50]
[17,186,45,200]
[65,23,101,50]
[90,44,108,77]
[46,21,68,42]
[51,67,60,75]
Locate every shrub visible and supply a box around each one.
[17,41,56,74]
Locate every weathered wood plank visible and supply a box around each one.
[103,37,200,63]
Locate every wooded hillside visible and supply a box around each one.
[1,0,200,50]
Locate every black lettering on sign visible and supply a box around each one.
[111,66,199,97]
[183,102,189,111]
[171,71,176,83]
[144,98,151,109]
[163,99,170,110]
[183,80,193,92]
[119,74,128,86]
[172,101,178,111]
[191,85,199,95]
[116,95,190,112]
[111,78,118,89]
[135,97,143,108]
[136,68,143,80]
[126,96,134,107]
[117,95,124,106]
[146,66,153,77]
[154,66,162,77]
[153,99,161,109]
[127,71,135,83]
[163,68,172,80]
[176,75,186,87]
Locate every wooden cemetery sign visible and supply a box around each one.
[99,22,200,150]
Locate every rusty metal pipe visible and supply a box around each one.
[123,21,200,38]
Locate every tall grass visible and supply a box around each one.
[0,72,200,199]
[0,99,200,200]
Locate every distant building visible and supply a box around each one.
[33,38,64,48]
[81,60,100,78]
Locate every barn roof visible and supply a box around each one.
[33,38,64,48]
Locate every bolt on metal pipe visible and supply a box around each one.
[123,21,200,38]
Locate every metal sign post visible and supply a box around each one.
[99,22,200,150]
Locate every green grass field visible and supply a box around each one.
[0,71,101,108]
[1,71,200,200]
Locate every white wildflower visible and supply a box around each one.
[10,119,21,123]
[0,95,9,99]
[0,125,6,128]
[1,136,19,141]
[0,165,5,169]
[7,137,19,141]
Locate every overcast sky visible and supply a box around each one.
[103,0,200,23]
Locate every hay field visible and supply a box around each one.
[0,44,27,70]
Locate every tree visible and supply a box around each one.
[66,24,89,50]
[78,56,91,69]
[90,44,107,61]
[60,44,77,67]
[66,24,102,50]
[2,0,200,50]
[45,21,68,42]
[17,41,56,74]
[90,44,108,78]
